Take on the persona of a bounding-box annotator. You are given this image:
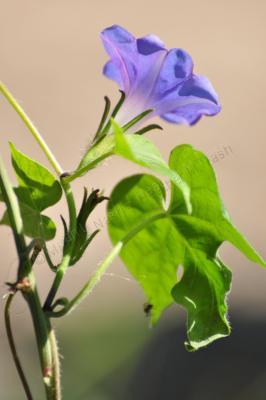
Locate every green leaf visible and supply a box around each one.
[113,120,190,212]
[108,174,179,322]
[107,144,265,350]
[1,202,56,240]
[0,144,62,240]
[67,122,191,213]
[168,144,265,265]
[9,142,62,210]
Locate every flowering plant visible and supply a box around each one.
[0,25,264,399]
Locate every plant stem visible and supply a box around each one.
[0,81,63,176]
[0,156,60,399]
[4,292,34,400]
[47,242,123,318]
[43,242,57,271]
[26,281,55,399]
[49,329,61,399]
[43,179,77,310]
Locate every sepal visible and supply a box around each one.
[66,188,107,266]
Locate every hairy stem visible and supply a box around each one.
[47,242,123,318]
[49,329,61,399]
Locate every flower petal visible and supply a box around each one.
[131,34,166,100]
[178,74,219,104]
[101,25,137,94]
[101,26,167,97]
[157,74,221,125]
[103,60,125,90]
[161,102,220,125]
[136,34,165,55]
[154,48,194,95]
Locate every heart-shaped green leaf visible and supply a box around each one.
[107,144,265,350]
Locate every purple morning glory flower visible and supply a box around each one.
[101,25,221,127]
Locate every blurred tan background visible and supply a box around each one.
[1,0,266,399]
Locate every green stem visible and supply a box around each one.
[0,82,63,176]
[43,242,57,271]
[49,329,61,399]
[0,156,59,399]
[0,153,26,279]
[25,282,55,398]
[47,241,123,318]
[4,293,34,400]
[43,179,77,310]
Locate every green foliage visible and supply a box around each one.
[1,72,265,400]
[107,144,265,350]
[69,121,191,213]
[0,123,264,352]
[112,120,191,212]
[0,143,62,240]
